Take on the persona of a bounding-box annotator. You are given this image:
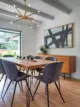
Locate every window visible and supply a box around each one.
[0,28,21,57]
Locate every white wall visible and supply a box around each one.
[0,19,36,56]
[36,8,80,79]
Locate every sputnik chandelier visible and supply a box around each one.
[10,0,40,28]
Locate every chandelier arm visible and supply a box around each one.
[15,7,22,16]
[27,11,39,17]
[27,17,34,20]
[25,20,31,27]
[24,0,28,16]
[13,19,21,23]
[19,19,23,25]
[24,6,29,16]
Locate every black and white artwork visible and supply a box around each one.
[44,23,73,48]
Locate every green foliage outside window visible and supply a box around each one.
[0,32,18,50]
[0,30,20,57]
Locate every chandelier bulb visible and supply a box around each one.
[13,5,16,8]
[38,10,40,13]
[10,22,13,24]
[18,25,20,28]
[32,20,35,23]
[28,4,31,7]
[12,10,15,13]
[16,15,18,18]
[30,26,32,29]
[37,25,40,27]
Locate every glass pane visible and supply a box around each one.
[0,29,21,57]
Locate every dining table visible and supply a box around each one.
[2,57,61,70]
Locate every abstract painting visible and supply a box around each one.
[44,23,73,48]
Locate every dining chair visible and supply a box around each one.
[36,56,57,74]
[32,62,65,107]
[26,55,35,88]
[2,60,32,107]
[17,56,26,71]
[0,59,7,97]
[34,57,57,87]
[29,55,43,86]
[0,59,24,96]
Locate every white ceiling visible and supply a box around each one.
[0,1,43,23]
[13,0,63,16]
[26,0,63,16]
[0,0,80,23]
[13,0,80,12]
[59,0,80,10]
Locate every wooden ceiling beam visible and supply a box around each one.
[0,0,54,20]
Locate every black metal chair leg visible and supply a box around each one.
[70,74,71,79]
[55,82,65,103]
[30,74,32,89]
[2,80,12,99]
[26,70,29,75]
[34,73,40,87]
[0,74,4,82]
[26,70,30,86]
[25,80,30,107]
[31,71,34,85]
[18,82,23,92]
[1,75,7,97]
[23,69,25,73]
[21,81,23,91]
[46,84,50,107]
[32,81,40,100]
[64,73,65,79]
[25,79,33,99]
[11,82,17,107]
[34,79,38,87]
[58,78,60,89]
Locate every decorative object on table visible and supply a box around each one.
[44,23,73,48]
[40,45,47,54]
[17,56,22,59]
[10,0,40,28]
[27,55,34,60]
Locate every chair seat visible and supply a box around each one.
[34,75,48,83]
[34,75,43,80]
[16,71,30,82]
[34,75,57,84]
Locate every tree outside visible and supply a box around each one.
[0,30,20,57]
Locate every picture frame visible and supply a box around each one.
[44,23,73,48]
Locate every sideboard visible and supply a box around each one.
[37,53,76,79]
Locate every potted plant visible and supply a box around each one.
[40,45,47,54]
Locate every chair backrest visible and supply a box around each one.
[3,55,14,57]
[43,62,63,83]
[2,60,18,81]
[0,59,6,74]
[35,56,43,59]
[45,57,57,61]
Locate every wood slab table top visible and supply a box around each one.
[2,58,62,69]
